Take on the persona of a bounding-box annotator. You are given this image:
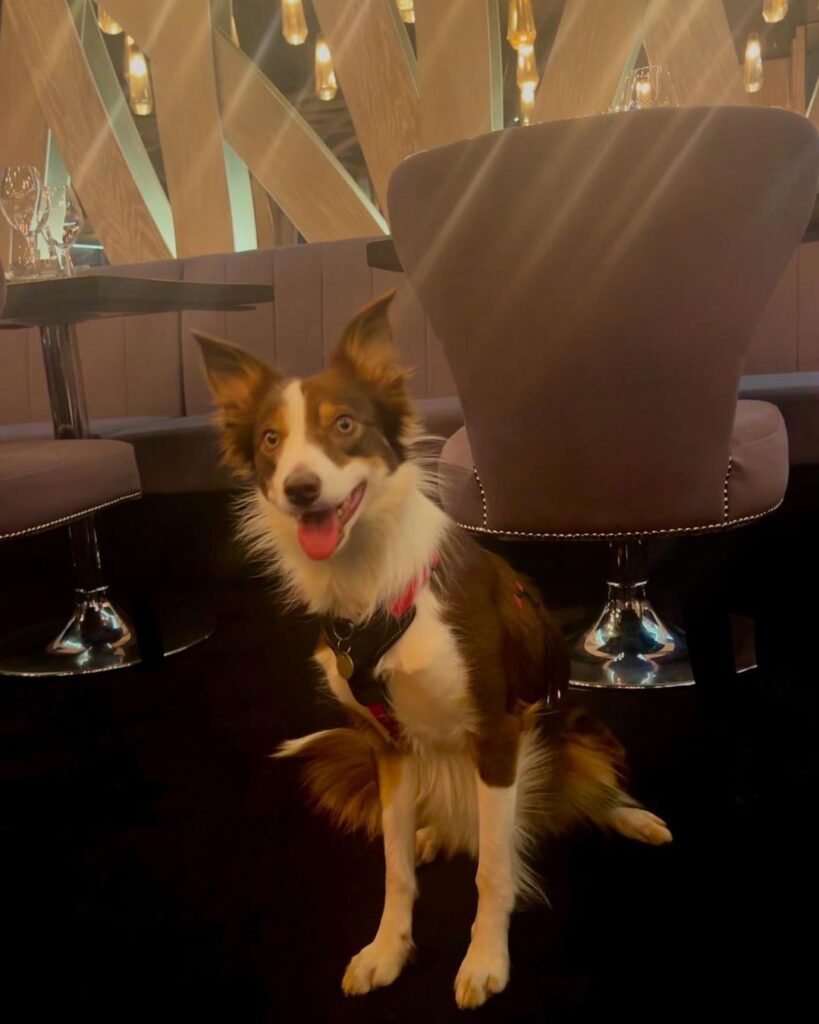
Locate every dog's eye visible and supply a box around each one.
[262,429,280,449]
[335,414,355,435]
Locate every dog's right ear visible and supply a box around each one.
[193,331,280,477]
[194,332,279,412]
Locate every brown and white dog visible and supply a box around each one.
[194,292,672,1010]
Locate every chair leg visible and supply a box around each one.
[680,542,744,803]
[47,516,137,656]
[0,514,144,678]
[569,540,694,689]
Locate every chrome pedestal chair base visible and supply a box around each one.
[569,541,695,689]
[0,585,215,677]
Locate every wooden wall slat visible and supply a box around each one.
[4,0,171,263]
[313,0,420,207]
[414,0,502,148]
[105,0,235,256]
[0,3,50,274]
[643,0,746,107]
[534,0,646,123]
[213,29,386,242]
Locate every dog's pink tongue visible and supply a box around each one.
[297,510,340,560]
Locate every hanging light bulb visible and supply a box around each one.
[762,0,788,23]
[126,35,154,116]
[507,0,536,51]
[744,33,763,94]
[315,36,338,102]
[520,82,536,126]
[396,0,415,24]
[516,43,538,90]
[97,6,123,35]
[282,0,308,46]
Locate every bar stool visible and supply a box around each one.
[387,106,819,688]
[0,438,142,675]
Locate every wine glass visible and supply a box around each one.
[43,185,85,277]
[610,66,679,112]
[0,165,43,278]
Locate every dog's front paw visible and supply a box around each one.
[611,807,673,845]
[454,941,509,1009]
[342,937,412,996]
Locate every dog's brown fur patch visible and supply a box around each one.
[329,292,417,461]
[546,709,630,833]
[474,714,521,787]
[303,368,403,470]
[192,332,282,478]
[289,727,386,839]
[437,532,569,728]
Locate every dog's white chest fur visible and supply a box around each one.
[315,587,472,747]
[380,588,473,746]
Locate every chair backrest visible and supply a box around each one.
[388,107,819,533]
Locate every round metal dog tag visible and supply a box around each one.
[336,652,355,680]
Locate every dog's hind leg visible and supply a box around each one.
[609,805,672,845]
[560,710,673,846]
[342,752,417,996]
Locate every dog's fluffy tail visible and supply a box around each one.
[274,728,382,839]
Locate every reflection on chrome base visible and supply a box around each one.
[569,541,694,689]
[569,583,694,689]
[0,588,215,678]
[48,586,133,657]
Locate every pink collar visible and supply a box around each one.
[387,554,440,619]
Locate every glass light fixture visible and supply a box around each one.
[507,0,536,51]
[744,33,763,94]
[97,7,124,35]
[519,82,536,126]
[282,0,308,46]
[315,36,338,102]
[762,0,788,23]
[396,0,415,24]
[126,35,154,116]
[516,43,538,90]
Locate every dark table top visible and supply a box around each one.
[366,238,403,273]
[0,274,275,328]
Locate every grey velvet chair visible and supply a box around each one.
[388,106,819,688]
[0,262,142,676]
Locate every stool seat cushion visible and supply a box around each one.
[440,399,788,539]
[0,440,141,540]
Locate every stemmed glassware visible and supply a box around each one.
[0,168,86,279]
[43,185,85,277]
[610,66,679,112]
[0,165,45,278]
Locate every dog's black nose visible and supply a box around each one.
[284,470,322,507]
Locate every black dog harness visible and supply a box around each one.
[320,607,418,741]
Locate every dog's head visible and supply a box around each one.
[194,291,417,561]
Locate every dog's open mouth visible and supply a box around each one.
[296,481,367,560]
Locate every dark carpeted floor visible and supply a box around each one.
[1,488,814,1023]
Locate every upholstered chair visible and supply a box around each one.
[388,107,819,687]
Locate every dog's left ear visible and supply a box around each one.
[331,290,407,389]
